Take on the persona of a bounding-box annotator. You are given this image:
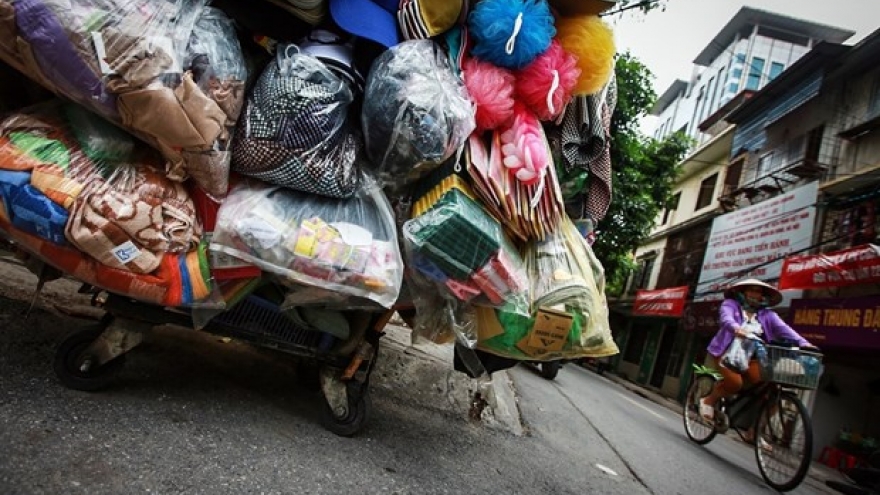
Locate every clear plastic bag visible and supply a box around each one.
[0,1,248,197]
[210,175,403,309]
[0,101,202,274]
[403,187,530,315]
[722,337,757,373]
[0,103,212,307]
[474,218,617,361]
[362,39,475,191]
[231,41,365,198]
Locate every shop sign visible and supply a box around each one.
[633,286,689,317]
[682,300,722,335]
[789,296,880,350]
[779,244,880,289]
[696,182,817,302]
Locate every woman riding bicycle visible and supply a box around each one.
[699,278,816,423]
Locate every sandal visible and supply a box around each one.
[699,398,715,420]
[743,431,773,452]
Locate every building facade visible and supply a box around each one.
[610,26,880,462]
[650,7,853,147]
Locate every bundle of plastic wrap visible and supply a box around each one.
[362,40,475,191]
[210,175,403,309]
[0,101,211,306]
[0,1,248,197]
[469,219,617,361]
[231,36,368,199]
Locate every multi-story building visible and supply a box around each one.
[609,8,857,399]
[611,23,880,463]
[650,7,854,147]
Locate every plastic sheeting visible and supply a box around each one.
[210,176,403,309]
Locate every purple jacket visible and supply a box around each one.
[707,298,809,357]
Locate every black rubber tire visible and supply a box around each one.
[755,392,813,492]
[540,361,560,380]
[320,386,372,437]
[683,375,718,445]
[53,325,125,392]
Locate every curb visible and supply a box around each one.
[375,323,525,436]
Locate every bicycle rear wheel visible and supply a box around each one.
[755,392,813,492]
[683,375,717,445]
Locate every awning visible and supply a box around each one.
[779,244,880,290]
[633,286,689,317]
[789,296,880,351]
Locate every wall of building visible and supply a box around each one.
[830,67,880,178]
[653,30,814,146]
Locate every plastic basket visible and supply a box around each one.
[211,296,324,350]
[760,344,824,390]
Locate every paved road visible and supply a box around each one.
[514,362,841,495]
[0,255,846,495]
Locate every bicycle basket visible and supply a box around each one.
[760,344,823,389]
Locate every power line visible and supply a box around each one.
[600,0,663,18]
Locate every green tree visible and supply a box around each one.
[592,52,690,295]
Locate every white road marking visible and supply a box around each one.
[619,393,664,420]
[595,464,618,476]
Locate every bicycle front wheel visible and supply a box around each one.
[683,375,717,445]
[754,392,813,492]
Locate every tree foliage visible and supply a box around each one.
[592,52,690,295]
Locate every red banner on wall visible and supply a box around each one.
[779,244,880,289]
[633,286,689,317]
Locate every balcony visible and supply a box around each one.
[719,157,828,205]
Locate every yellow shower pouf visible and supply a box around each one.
[555,15,615,96]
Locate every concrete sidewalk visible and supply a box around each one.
[597,367,850,494]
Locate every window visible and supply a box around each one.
[728,82,739,94]
[757,151,774,177]
[746,57,765,90]
[662,193,681,224]
[769,62,785,81]
[627,256,656,295]
[731,67,743,81]
[695,173,718,210]
[707,75,719,115]
[869,75,880,118]
[689,87,705,136]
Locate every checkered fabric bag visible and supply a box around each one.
[231,44,361,198]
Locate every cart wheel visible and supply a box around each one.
[53,325,125,392]
[320,386,372,437]
[540,361,560,380]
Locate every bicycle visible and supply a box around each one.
[683,343,824,492]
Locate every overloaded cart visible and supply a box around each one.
[0,0,622,435]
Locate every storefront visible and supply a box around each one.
[788,296,880,462]
[613,287,693,398]
[780,245,880,461]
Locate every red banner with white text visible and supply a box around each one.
[633,286,689,317]
[779,244,880,289]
